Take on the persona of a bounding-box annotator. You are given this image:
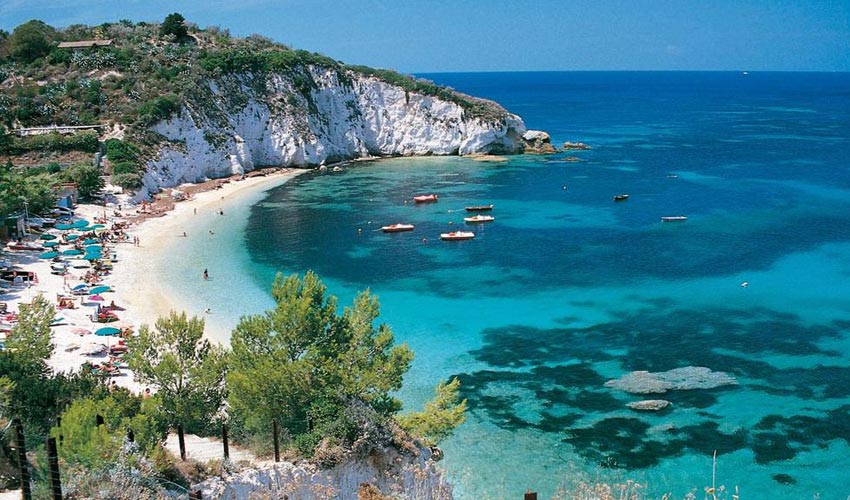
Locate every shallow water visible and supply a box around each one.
[163,72,850,499]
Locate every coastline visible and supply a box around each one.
[110,168,307,343]
[1,168,306,393]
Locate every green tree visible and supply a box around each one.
[7,20,55,64]
[6,295,54,364]
[227,271,414,451]
[51,393,167,467]
[126,312,227,434]
[397,378,467,445]
[64,163,104,200]
[159,13,188,41]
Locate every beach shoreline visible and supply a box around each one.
[1,168,306,392]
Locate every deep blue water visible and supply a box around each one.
[178,72,850,499]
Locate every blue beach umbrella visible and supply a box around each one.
[94,327,121,336]
[89,285,110,294]
[55,223,75,230]
[85,244,102,252]
[42,241,59,248]
[73,220,90,229]
[89,224,105,229]
[83,254,100,261]
[40,234,57,240]
[66,234,80,241]
[83,239,99,246]
[39,251,59,259]
[62,249,83,256]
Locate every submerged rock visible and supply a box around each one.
[604,366,738,394]
[627,399,671,411]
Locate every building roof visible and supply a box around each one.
[57,40,113,49]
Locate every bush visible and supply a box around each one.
[138,95,180,125]
[111,161,139,175]
[111,172,143,190]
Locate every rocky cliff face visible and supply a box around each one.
[141,67,531,195]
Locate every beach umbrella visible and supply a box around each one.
[89,285,110,294]
[89,224,105,229]
[94,327,120,336]
[40,234,57,240]
[55,223,75,230]
[88,294,105,302]
[66,234,80,241]
[62,249,83,256]
[72,327,92,335]
[85,244,102,252]
[39,251,59,259]
[42,241,59,248]
[83,254,100,261]
[83,239,99,246]
[73,220,90,229]
[72,283,89,291]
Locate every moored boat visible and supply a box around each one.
[465,204,494,212]
[381,223,415,233]
[440,231,475,241]
[614,194,629,201]
[413,194,438,203]
[661,216,687,222]
[464,215,495,224]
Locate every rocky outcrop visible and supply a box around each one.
[562,141,591,150]
[140,68,532,195]
[194,445,452,500]
[521,130,557,154]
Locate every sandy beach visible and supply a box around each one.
[1,168,305,392]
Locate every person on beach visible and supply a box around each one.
[183,232,187,237]
[219,209,224,215]
[203,269,209,280]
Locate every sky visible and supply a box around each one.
[2,0,849,72]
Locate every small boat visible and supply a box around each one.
[614,194,630,201]
[661,216,688,222]
[465,205,494,212]
[381,223,415,233]
[440,231,475,241]
[413,194,438,203]
[464,215,495,224]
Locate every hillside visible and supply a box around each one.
[0,16,538,196]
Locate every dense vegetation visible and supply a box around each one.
[1,272,466,495]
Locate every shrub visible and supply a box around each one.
[138,95,180,125]
[111,172,143,190]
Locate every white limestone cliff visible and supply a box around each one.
[140,67,529,195]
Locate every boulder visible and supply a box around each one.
[521,129,557,154]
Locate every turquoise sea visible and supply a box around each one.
[160,72,850,499]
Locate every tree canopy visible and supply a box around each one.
[159,13,189,41]
[63,163,104,200]
[6,20,55,64]
[227,271,414,453]
[126,311,227,434]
